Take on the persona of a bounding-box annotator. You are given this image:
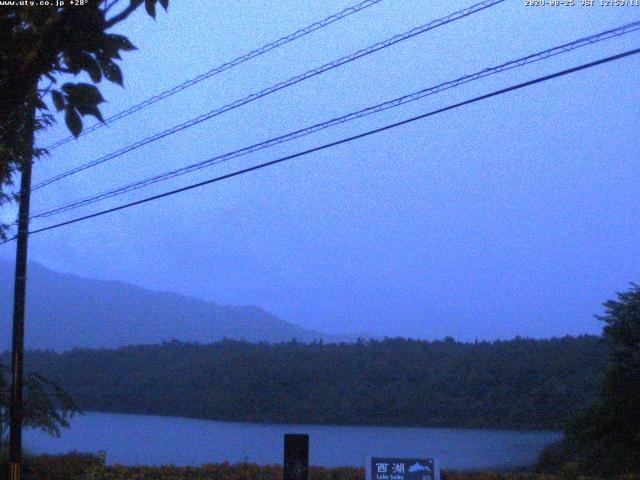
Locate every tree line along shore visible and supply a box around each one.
[16,335,606,431]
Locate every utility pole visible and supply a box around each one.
[8,95,35,480]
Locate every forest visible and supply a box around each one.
[15,335,607,430]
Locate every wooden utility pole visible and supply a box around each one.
[8,95,35,480]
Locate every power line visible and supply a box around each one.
[44,0,385,152]
[28,20,640,221]
[30,0,505,193]
[2,46,635,243]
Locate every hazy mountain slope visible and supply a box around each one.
[0,261,344,351]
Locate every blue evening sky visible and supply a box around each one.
[1,0,639,341]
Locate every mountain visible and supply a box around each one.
[0,261,349,351]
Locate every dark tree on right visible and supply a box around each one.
[539,283,640,476]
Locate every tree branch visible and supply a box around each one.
[38,80,54,99]
[105,0,145,29]
[103,0,121,14]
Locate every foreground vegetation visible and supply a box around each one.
[2,453,638,480]
[20,335,606,430]
[536,285,640,477]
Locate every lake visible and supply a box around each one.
[23,412,561,470]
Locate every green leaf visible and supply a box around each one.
[102,61,123,86]
[61,83,75,95]
[145,0,156,19]
[107,34,137,52]
[34,98,48,111]
[61,83,105,123]
[64,106,82,137]
[68,83,105,106]
[74,52,102,83]
[63,53,82,74]
[75,103,105,123]
[159,0,169,10]
[51,90,65,112]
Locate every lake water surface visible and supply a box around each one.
[24,412,560,470]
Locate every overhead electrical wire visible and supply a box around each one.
[27,20,640,221]
[30,0,506,193]
[44,0,386,151]
[0,46,635,245]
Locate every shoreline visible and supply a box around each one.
[61,409,565,434]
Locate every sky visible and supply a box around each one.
[1,0,639,342]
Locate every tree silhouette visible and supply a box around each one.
[539,284,640,475]
[0,1,170,464]
[0,0,169,238]
[0,361,77,449]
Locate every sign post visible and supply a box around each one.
[283,434,309,480]
[366,457,440,480]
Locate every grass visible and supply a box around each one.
[1,452,638,480]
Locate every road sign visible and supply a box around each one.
[366,457,439,480]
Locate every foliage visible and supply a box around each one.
[18,335,608,430]
[0,360,78,447]
[0,0,169,239]
[1,455,637,480]
[0,451,103,480]
[537,284,640,476]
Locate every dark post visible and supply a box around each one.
[283,434,309,480]
[8,97,35,480]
